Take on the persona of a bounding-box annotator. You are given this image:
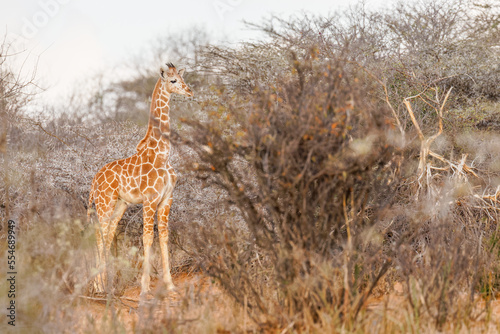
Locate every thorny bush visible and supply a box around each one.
[176,53,403,325]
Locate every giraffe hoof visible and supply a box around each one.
[93,287,106,296]
[93,279,105,294]
[163,277,175,291]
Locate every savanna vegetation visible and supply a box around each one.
[1,0,500,332]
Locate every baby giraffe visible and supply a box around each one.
[88,63,193,295]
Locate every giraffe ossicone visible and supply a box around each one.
[88,62,193,295]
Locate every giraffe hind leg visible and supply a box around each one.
[93,193,120,293]
[94,225,106,293]
[158,196,175,290]
[104,199,128,257]
[100,199,128,292]
[140,200,158,296]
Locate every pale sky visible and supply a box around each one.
[1,0,385,105]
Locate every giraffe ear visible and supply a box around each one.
[160,67,166,79]
[178,68,185,78]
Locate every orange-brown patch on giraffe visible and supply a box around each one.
[109,178,119,188]
[146,178,155,188]
[127,187,140,198]
[149,169,159,180]
[151,128,163,140]
[141,163,153,174]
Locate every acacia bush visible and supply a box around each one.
[169,0,500,329]
[175,50,403,325]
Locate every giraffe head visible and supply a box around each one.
[160,63,194,97]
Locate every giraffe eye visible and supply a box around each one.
[170,80,177,84]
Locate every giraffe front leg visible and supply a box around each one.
[158,197,175,290]
[140,202,157,296]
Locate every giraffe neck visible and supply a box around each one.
[136,79,171,156]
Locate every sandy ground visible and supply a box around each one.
[76,277,500,333]
[74,274,242,333]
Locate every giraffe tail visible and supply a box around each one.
[87,178,96,225]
